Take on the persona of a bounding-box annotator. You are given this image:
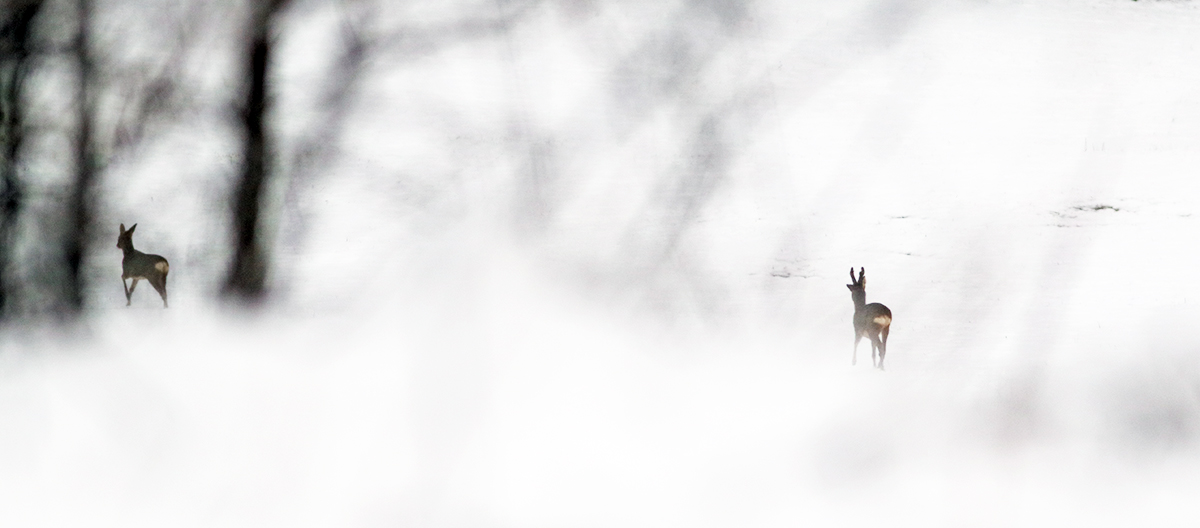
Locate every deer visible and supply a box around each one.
[847,267,891,369]
[117,223,169,308]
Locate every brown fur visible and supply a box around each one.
[117,223,170,308]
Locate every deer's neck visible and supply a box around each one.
[121,245,138,258]
[852,291,867,312]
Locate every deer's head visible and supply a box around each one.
[846,267,867,304]
[117,223,137,251]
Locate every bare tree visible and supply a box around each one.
[60,0,96,315]
[275,2,369,260]
[0,0,43,320]
[223,0,292,303]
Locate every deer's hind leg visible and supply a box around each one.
[870,335,884,370]
[878,325,890,370]
[122,278,132,306]
[148,275,168,308]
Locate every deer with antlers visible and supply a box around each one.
[847,267,891,369]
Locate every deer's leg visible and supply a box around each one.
[873,333,883,367]
[128,278,140,305]
[122,278,131,306]
[853,333,862,365]
[872,335,884,370]
[878,326,890,370]
[149,276,168,308]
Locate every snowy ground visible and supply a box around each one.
[5,0,1200,526]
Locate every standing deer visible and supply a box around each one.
[847,267,891,369]
[117,223,169,308]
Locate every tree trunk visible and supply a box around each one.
[224,0,290,303]
[61,0,95,316]
[0,1,44,319]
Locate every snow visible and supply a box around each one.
[5,0,1200,526]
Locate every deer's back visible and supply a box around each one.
[855,302,892,332]
[123,251,169,279]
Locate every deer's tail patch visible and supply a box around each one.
[156,262,170,274]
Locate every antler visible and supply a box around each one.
[858,267,866,286]
[849,268,857,284]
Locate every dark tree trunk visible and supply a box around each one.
[224,0,290,303]
[0,1,44,319]
[62,0,95,316]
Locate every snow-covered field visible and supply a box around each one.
[4,0,1200,525]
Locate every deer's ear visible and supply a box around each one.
[119,223,125,233]
[847,284,854,291]
[129,223,137,233]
